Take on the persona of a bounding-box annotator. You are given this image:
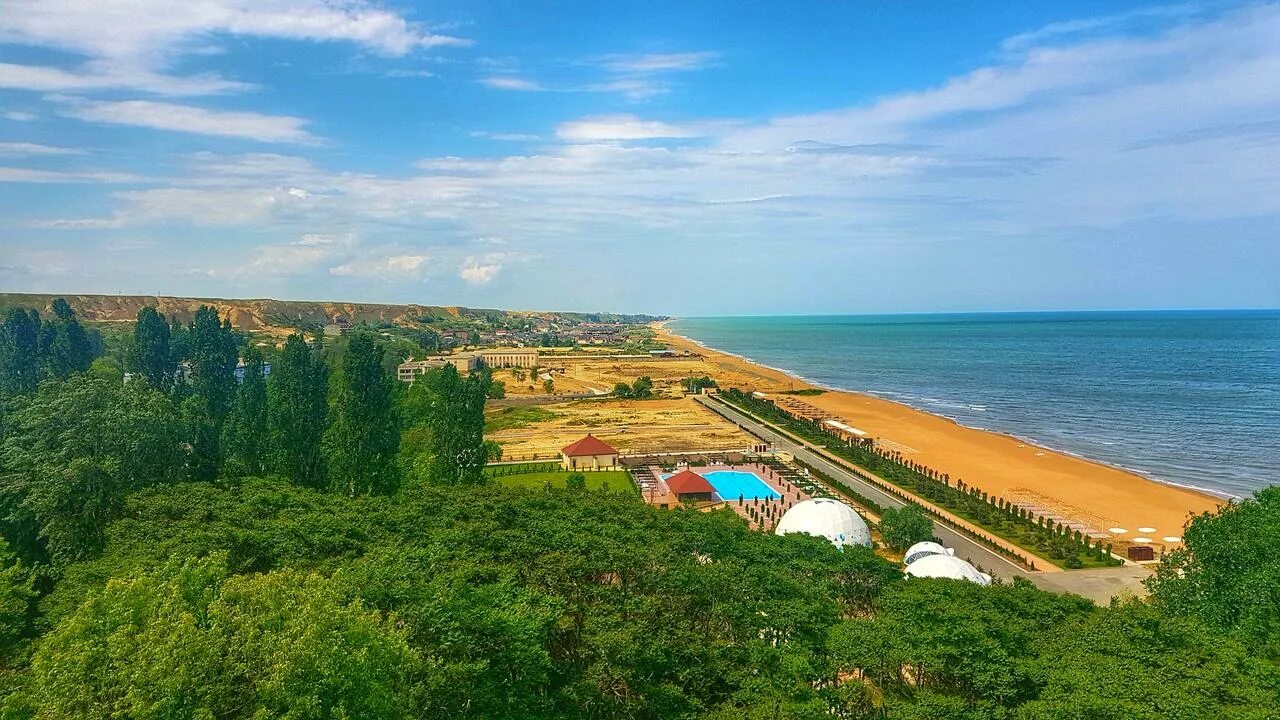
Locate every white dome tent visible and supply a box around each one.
[903,541,951,566]
[903,554,992,585]
[774,498,872,549]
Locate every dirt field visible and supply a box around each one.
[496,355,732,397]
[486,397,756,459]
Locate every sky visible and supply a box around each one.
[1,1,1278,316]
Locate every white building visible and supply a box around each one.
[903,541,951,566]
[903,554,992,585]
[774,498,872,549]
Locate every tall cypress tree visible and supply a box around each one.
[38,299,94,380]
[324,333,398,495]
[268,334,328,488]
[0,309,41,396]
[221,347,268,476]
[129,306,175,391]
[185,306,237,480]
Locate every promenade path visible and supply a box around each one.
[695,394,1157,602]
[694,395,1044,572]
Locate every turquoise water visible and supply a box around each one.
[703,470,781,501]
[671,310,1280,499]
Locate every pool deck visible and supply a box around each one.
[638,463,815,531]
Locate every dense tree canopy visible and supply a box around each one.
[127,305,175,391]
[0,377,186,565]
[222,347,269,477]
[268,333,329,489]
[1147,486,1280,659]
[0,298,1275,718]
[0,309,41,396]
[877,504,934,552]
[37,299,95,382]
[185,307,239,480]
[325,333,399,495]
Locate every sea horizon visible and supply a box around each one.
[670,309,1280,500]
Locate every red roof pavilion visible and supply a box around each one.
[560,434,619,457]
[665,469,716,496]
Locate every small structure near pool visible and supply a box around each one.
[560,434,620,470]
[665,469,716,502]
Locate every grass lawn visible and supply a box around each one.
[484,405,560,432]
[497,470,637,495]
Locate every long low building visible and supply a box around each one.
[397,354,478,381]
[479,348,539,368]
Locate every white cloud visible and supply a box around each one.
[53,97,318,143]
[600,51,718,73]
[331,253,430,279]
[0,141,83,155]
[31,217,126,229]
[480,76,544,91]
[556,114,702,141]
[3,110,38,122]
[0,0,468,96]
[469,131,539,141]
[12,5,1280,311]
[0,167,145,183]
[459,257,501,285]
[0,61,252,95]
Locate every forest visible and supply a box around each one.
[0,300,1276,719]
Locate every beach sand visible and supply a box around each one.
[654,324,1222,548]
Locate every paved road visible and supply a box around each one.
[695,395,1155,602]
[694,395,1030,577]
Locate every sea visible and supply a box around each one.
[670,310,1279,499]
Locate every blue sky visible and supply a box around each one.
[1,1,1278,315]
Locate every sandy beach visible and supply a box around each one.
[654,323,1223,548]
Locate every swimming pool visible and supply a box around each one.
[702,470,780,501]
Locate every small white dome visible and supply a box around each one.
[904,554,991,585]
[903,541,951,566]
[774,498,872,548]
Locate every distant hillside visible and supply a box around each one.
[0,293,664,332]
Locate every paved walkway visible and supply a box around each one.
[696,395,1159,602]
[695,395,1039,575]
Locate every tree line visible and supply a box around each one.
[0,299,1275,718]
[0,301,494,570]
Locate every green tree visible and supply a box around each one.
[0,377,185,565]
[876,504,934,552]
[631,375,654,398]
[0,536,35,660]
[38,298,96,380]
[25,556,424,720]
[565,472,586,491]
[268,334,328,488]
[186,306,238,480]
[0,308,40,396]
[221,347,269,476]
[325,334,399,495]
[400,364,498,486]
[128,305,175,391]
[1019,601,1277,719]
[1147,486,1280,657]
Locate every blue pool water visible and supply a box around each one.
[702,470,781,501]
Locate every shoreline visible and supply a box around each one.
[654,321,1224,545]
[672,325,1235,501]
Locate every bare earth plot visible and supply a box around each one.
[486,397,757,459]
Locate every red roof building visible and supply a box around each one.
[560,434,618,457]
[560,434,620,470]
[665,469,716,500]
